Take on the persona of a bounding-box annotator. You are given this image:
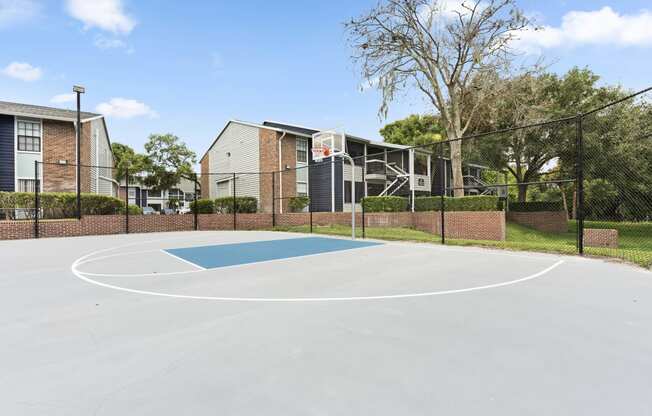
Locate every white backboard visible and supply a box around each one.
[311,130,345,161]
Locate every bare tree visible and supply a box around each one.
[346,0,530,196]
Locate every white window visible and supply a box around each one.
[296,139,308,163]
[17,120,41,152]
[297,182,308,197]
[128,189,136,198]
[17,179,38,193]
[148,189,162,198]
[168,189,183,200]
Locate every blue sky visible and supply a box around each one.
[1,0,651,160]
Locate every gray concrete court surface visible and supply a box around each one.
[1,230,651,415]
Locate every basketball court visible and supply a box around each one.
[1,230,651,414]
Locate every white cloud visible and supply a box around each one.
[94,35,127,49]
[66,0,136,34]
[0,0,39,28]
[2,61,42,81]
[513,7,652,54]
[96,98,158,119]
[50,93,76,104]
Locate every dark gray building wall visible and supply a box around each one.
[334,159,343,211]
[309,159,332,212]
[0,115,15,192]
[308,158,344,212]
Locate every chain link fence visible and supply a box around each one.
[1,88,650,267]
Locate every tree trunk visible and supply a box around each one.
[445,125,465,198]
[559,184,569,221]
[517,183,528,202]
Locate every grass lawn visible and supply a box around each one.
[273,220,652,269]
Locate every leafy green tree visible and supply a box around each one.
[111,142,150,182]
[143,134,197,193]
[467,68,622,202]
[379,115,444,146]
[581,99,652,220]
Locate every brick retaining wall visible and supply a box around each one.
[0,211,506,241]
[584,228,618,248]
[507,211,568,233]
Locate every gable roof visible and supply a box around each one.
[200,119,314,163]
[0,101,101,122]
[200,119,418,164]
[262,120,411,150]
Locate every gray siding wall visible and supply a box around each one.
[0,115,15,191]
[89,119,114,196]
[207,122,260,203]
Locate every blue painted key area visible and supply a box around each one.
[165,237,382,269]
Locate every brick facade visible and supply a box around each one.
[259,129,298,214]
[200,156,209,199]
[258,128,276,213]
[584,228,618,248]
[41,119,93,193]
[507,211,568,233]
[0,211,506,241]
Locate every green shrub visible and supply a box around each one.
[0,191,124,218]
[415,196,501,212]
[125,204,143,215]
[288,196,310,212]
[362,196,408,212]
[215,197,258,213]
[190,199,215,214]
[79,194,124,215]
[509,201,564,212]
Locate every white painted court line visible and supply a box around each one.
[160,249,206,271]
[70,237,566,302]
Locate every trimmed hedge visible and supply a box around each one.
[0,191,124,219]
[124,204,143,215]
[190,199,215,214]
[288,196,310,212]
[509,201,564,212]
[415,196,501,212]
[362,196,408,212]
[215,197,258,213]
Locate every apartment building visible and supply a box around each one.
[0,101,116,196]
[200,120,489,213]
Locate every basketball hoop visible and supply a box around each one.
[311,145,331,161]
[311,128,356,240]
[312,130,344,162]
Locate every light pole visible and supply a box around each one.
[73,85,85,220]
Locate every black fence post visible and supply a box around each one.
[576,115,585,255]
[361,164,366,239]
[34,161,39,239]
[271,171,276,227]
[76,96,82,221]
[308,169,313,233]
[193,173,198,231]
[439,144,445,244]
[232,173,237,231]
[125,167,129,234]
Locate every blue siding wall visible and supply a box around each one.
[0,115,15,191]
[334,159,343,211]
[309,159,332,212]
